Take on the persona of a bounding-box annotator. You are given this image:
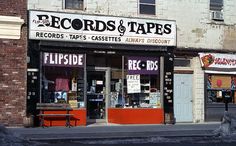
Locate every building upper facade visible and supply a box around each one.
[28,0,236,51]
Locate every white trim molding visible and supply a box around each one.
[0,16,24,39]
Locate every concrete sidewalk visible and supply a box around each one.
[7,123,220,142]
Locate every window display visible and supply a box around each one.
[207,74,236,104]
[109,56,161,108]
[42,66,84,108]
[41,52,85,108]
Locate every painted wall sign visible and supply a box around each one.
[43,52,84,67]
[199,53,236,68]
[29,10,176,46]
[127,75,141,94]
[128,56,159,75]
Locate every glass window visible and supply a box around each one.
[65,0,84,10]
[210,0,223,21]
[110,56,161,108]
[139,0,156,15]
[210,0,223,11]
[207,74,236,104]
[41,52,85,109]
[174,58,191,67]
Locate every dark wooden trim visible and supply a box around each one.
[174,70,194,74]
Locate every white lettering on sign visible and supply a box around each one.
[147,60,158,71]
[43,53,83,67]
[128,60,141,70]
[128,57,159,75]
[128,60,158,71]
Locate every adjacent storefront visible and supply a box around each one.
[199,53,236,121]
[27,10,176,126]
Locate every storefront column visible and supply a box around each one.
[192,57,205,123]
[163,48,174,124]
[84,54,87,109]
[105,67,111,123]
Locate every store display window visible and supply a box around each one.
[41,52,85,108]
[207,74,236,104]
[110,56,161,108]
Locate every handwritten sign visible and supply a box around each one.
[127,75,141,93]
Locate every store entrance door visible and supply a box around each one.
[87,67,110,124]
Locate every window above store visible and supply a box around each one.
[65,0,84,10]
[174,58,191,67]
[139,0,156,15]
[210,0,224,21]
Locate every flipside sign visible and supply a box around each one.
[29,10,176,46]
[199,53,236,68]
[128,56,159,75]
[43,52,84,67]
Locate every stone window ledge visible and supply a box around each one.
[0,16,24,39]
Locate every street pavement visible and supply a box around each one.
[4,122,236,146]
[8,122,220,142]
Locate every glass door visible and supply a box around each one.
[86,67,111,123]
[87,71,105,119]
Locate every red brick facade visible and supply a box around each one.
[0,0,27,126]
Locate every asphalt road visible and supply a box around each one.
[38,141,236,146]
[35,136,236,146]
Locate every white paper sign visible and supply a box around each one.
[127,75,141,93]
[149,92,161,108]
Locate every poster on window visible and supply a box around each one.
[127,75,141,93]
[149,92,161,108]
[211,75,231,89]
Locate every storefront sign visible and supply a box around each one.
[199,53,236,68]
[43,52,84,67]
[29,10,176,46]
[127,75,141,93]
[128,57,159,75]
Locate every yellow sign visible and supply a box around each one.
[69,100,78,108]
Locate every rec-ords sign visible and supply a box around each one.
[29,10,176,46]
[128,57,159,75]
[43,52,84,67]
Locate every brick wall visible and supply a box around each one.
[0,0,27,126]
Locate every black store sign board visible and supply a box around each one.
[163,49,174,124]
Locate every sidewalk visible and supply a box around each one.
[7,122,220,142]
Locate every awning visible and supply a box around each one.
[204,70,236,75]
